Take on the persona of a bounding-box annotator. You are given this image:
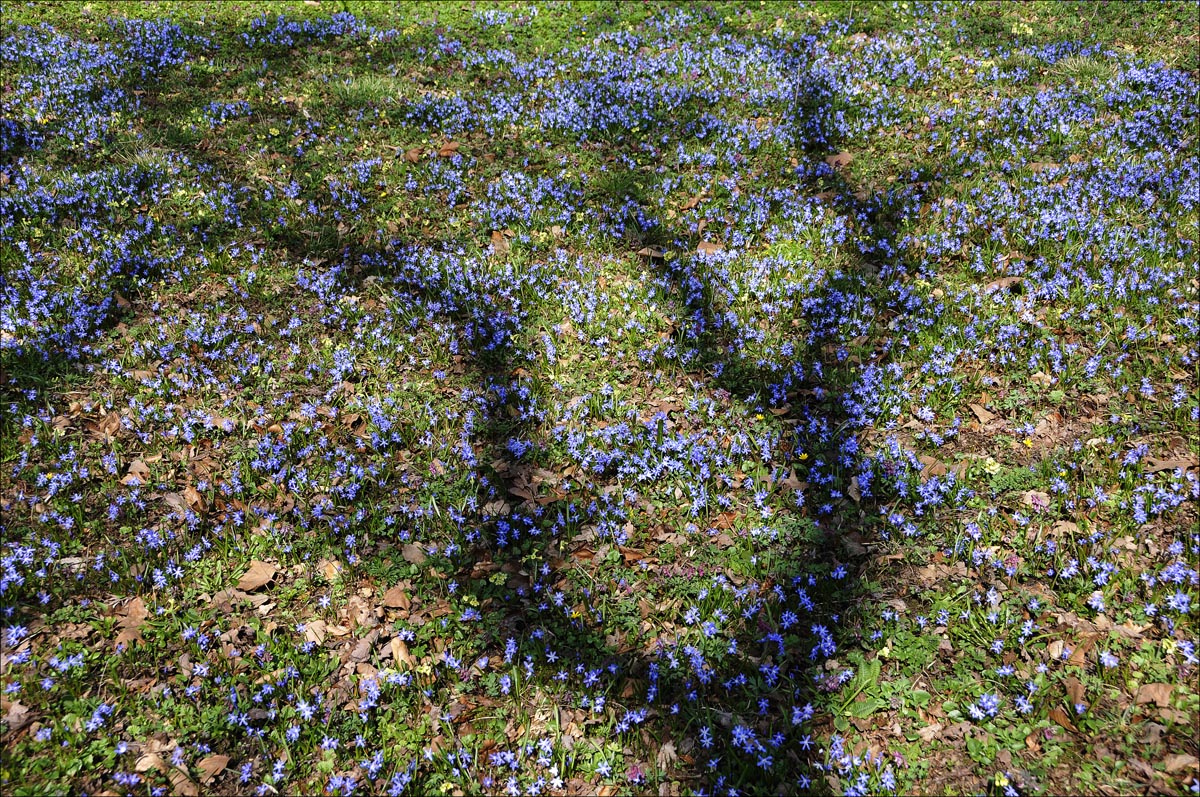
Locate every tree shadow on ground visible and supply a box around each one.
[3,10,952,794]
[383,57,943,796]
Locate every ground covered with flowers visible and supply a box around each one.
[1,1,1197,795]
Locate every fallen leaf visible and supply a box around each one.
[1139,723,1166,745]
[696,241,724,254]
[781,471,807,491]
[383,585,411,609]
[916,722,943,742]
[348,630,380,663]
[237,560,275,591]
[404,147,423,163]
[305,620,327,645]
[490,229,510,256]
[1065,676,1086,706]
[169,767,200,797]
[1164,754,1200,774]
[679,191,704,210]
[438,141,460,157]
[620,547,648,564]
[656,740,677,770]
[1160,707,1190,724]
[1129,760,1156,781]
[1030,371,1053,387]
[1,701,32,732]
[1069,633,1099,666]
[940,721,970,741]
[121,459,151,486]
[163,492,189,516]
[985,276,1024,294]
[390,636,417,668]
[1048,706,1077,732]
[135,753,166,773]
[636,245,666,259]
[197,755,228,784]
[968,403,995,423]
[1049,520,1079,538]
[401,544,427,565]
[183,485,206,512]
[824,151,853,170]
[919,456,947,476]
[119,597,148,630]
[1135,683,1173,708]
[1145,456,1197,473]
[320,559,344,581]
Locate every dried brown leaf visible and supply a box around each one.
[968,403,995,423]
[656,740,677,770]
[305,620,327,645]
[490,229,510,256]
[119,597,148,630]
[135,753,166,773]
[348,630,379,663]
[320,559,344,581]
[197,755,229,784]
[390,636,417,668]
[163,492,189,516]
[985,276,1024,294]
[824,151,853,170]
[237,560,275,591]
[169,767,200,797]
[401,543,427,565]
[919,456,947,476]
[1048,706,1077,732]
[916,722,943,742]
[1165,754,1200,773]
[1135,683,1173,708]
[383,585,411,609]
[183,485,206,512]
[1069,632,1099,666]
[1145,456,1198,473]
[121,459,151,486]
[1,701,32,732]
[1065,675,1086,707]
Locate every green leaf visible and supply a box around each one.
[855,658,881,689]
[847,696,888,718]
